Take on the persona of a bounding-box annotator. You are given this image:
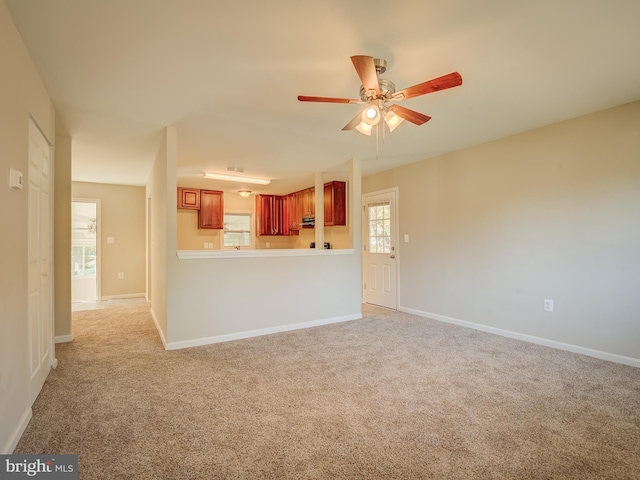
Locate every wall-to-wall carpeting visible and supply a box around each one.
[15,303,640,479]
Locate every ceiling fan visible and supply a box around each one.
[73,217,97,237]
[298,55,462,135]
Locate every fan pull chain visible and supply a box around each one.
[376,123,379,160]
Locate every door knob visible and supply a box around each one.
[390,255,396,259]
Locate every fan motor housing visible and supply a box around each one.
[360,78,396,102]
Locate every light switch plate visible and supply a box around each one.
[107,237,115,244]
[9,168,23,190]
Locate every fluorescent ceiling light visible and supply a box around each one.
[203,172,270,185]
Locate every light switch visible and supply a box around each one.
[9,168,23,190]
[107,237,115,244]
[404,234,409,243]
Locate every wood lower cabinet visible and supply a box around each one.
[177,187,200,209]
[256,194,287,235]
[324,181,346,226]
[198,190,224,229]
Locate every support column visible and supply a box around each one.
[314,172,324,249]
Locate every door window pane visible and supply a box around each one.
[368,203,391,254]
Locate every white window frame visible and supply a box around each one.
[221,212,255,250]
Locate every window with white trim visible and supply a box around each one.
[223,213,253,249]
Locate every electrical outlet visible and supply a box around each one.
[208,243,214,248]
[544,299,554,312]
[118,272,124,279]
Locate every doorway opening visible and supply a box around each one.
[72,200,100,306]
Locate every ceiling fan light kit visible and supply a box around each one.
[383,109,404,132]
[298,55,462,137]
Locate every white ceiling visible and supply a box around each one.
[6,0,640,195]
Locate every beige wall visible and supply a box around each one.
[363,100,640,361]
[72,182,146,299]
[54,135,72,340]
[146,127,171,342]
[0,2,56,453]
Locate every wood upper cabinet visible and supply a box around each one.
[324,181,346,226]
[285,193,299,232]
[177,187,200,209]
[198,190,224,229]
[302,187,315,220]
[294,190,304,229]
[256,194,287,236]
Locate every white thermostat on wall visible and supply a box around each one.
[9,168,24,190]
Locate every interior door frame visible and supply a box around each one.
[71,198,101,302]
[361,187,400,309]
[27,116,56,402]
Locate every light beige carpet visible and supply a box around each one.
[15,303,640,479]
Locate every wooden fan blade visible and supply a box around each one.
[389,104,432,125]
[341,112,363,131]
[351,55,380,97]
[298,95,360,104]
[393,72,462,101]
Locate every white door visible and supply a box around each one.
[363,189,398,309]
[28,118,53,404]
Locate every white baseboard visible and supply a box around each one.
[165,314,362,351]
[100,293,146,300]
[2,407,32,454]
[54,334,73,344]
[399,306,640,368]
[149,308,167,348]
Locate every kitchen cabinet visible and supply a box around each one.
[294,190,304,230]
[324,181,346,226]
[198,190,224,229]
[256,194,287,235]
[302,187,315,220]
[177,187,200,209]
[285,193,299,234]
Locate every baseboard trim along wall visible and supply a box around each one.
[54,334,73,344]
[165,314,363,351]
[2,407,32,454]
[100,293,146,301]
[399,306,640,368]
[150,308,167,348]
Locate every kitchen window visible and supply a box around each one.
[223,213,253,249]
